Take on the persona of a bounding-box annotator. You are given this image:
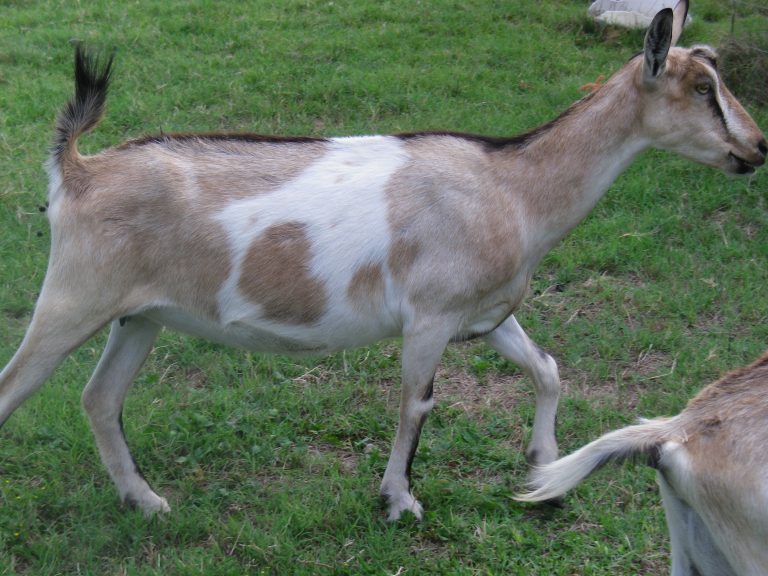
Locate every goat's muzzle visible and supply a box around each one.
[728,146,765,175]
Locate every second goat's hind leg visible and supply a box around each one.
[81,316,169,515]
[485,315,560,466]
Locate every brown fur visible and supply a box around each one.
[387,237,420,284]
[347,263,386,314]
[685,352,768,414]
[61,157,95,197]
[663,50,718,105]
[55,139,328,321]
[385,137,526,312]
[66,150,232,320]
[681,352,768,473]
[238,221,327,324]
[113,139,327,207]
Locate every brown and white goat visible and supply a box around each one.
[0,2,765,521]
[517,352,768,576]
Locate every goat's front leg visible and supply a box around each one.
[81,316,169,515]
[380,325,450,521]
[485,315,560,466]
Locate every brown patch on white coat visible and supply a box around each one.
[347,263,386,314]
[0,0,765,522]
[239,221,327,324]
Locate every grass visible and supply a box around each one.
[1,1,766,574]
[720,3,768,107]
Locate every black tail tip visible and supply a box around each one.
[50,42,116,162]
[72,42,116,94]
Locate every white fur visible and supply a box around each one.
[213,136,407,351]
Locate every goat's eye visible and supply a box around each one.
[696,83,712,95]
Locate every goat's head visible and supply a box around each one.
[637,0,766,175]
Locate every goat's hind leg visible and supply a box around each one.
[0,293,113,426]
[81,316,169,515]
[484,315,560,467]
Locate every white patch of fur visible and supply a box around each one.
[43,159,65,221]
[213,136,409,350]
[712,75,750,145]
[658,441,693,491]
[692,53,752,147]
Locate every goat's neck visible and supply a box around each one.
[504,64,649,258]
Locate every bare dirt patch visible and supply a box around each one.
[561,345,677,413]
[433,364,527,415]
[306,443,360,474]
[623,347,676,381]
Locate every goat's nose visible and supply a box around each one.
[750,138,768,168]
[758,138,767,159]
[751,139,768,168]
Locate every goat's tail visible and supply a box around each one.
[515,417,677,502]
[51,44,114,165]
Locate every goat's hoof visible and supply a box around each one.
[541,496,565,509]
[525,447,558,467]
[144,495,171,517]
[383,492,424,522]
[124,492,171,517]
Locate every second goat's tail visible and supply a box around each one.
[515,417,675,502]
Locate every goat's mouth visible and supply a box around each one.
[727,152,758,175]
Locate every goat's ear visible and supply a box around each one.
[643,8,674,81]
[670,0,688,47]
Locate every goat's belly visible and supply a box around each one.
[455,303,516,340]
[453,279,530,340]
[141,307,398,356]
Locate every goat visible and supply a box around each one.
[516,351,768,576]
[0,0,765,521]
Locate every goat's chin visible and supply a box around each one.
[724,152,758,176]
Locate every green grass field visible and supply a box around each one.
[1,1,766,574]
